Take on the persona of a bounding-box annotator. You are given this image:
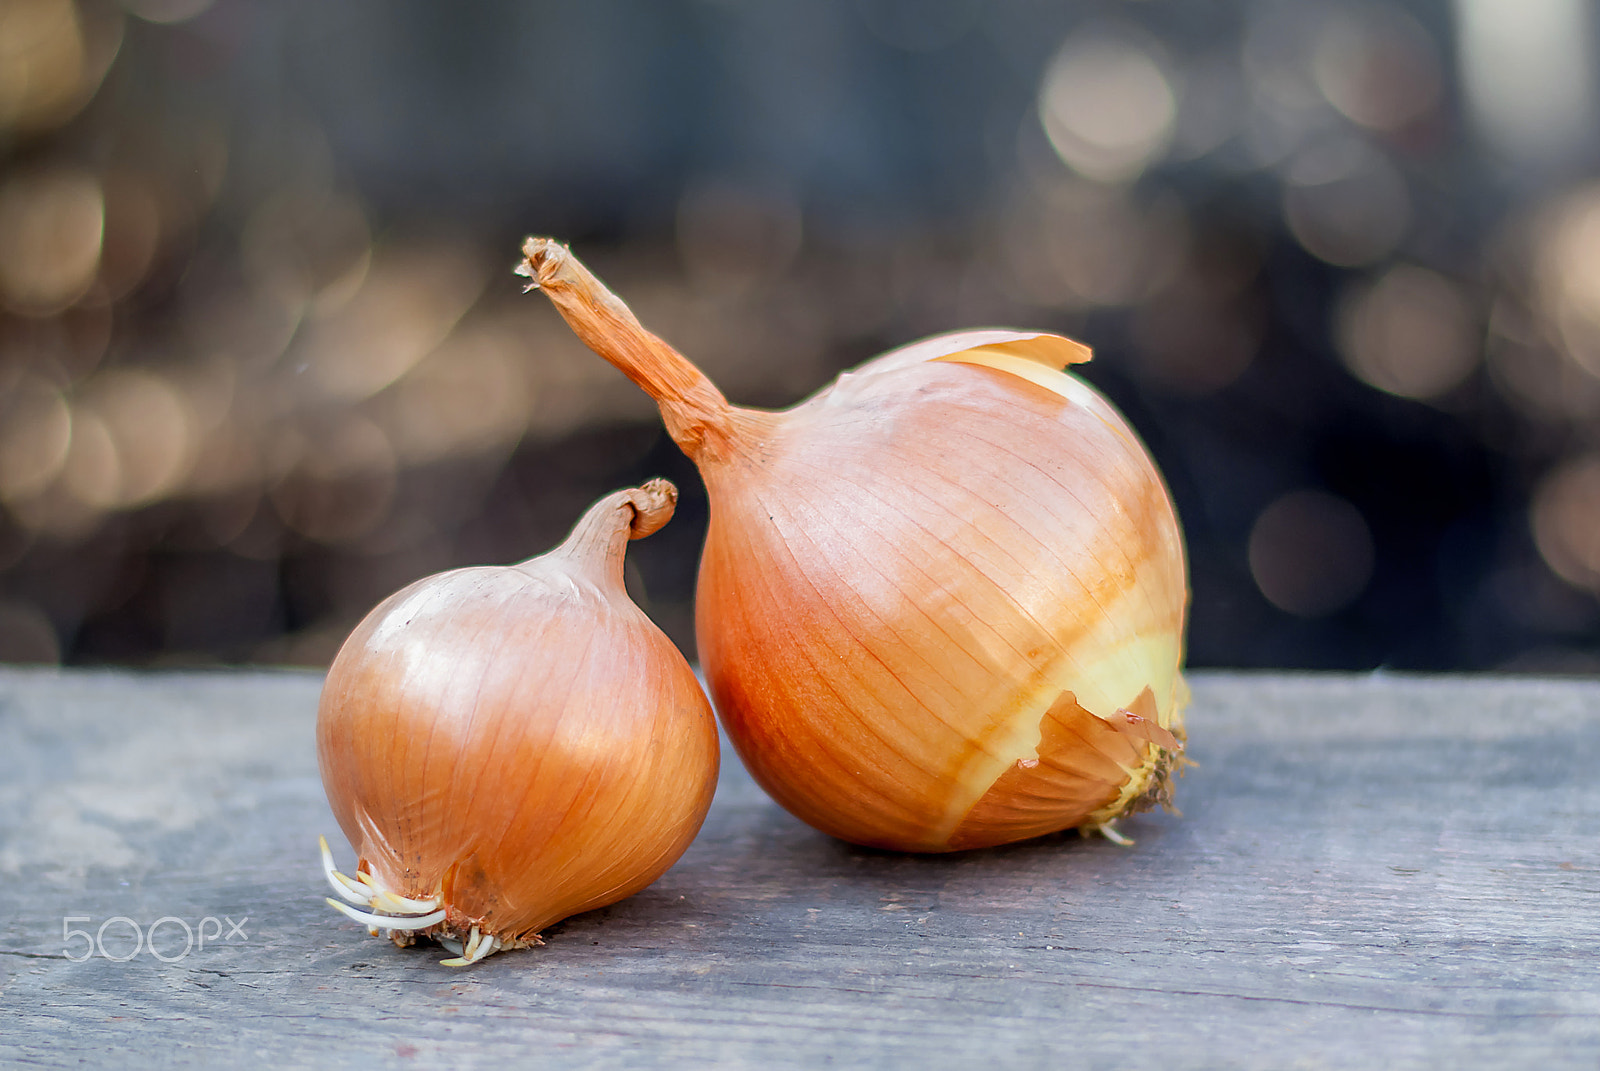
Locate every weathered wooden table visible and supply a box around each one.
[1,669,1596,1068]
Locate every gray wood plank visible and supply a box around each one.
[0,669,1597,1069]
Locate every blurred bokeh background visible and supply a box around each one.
[2,0,1599,672]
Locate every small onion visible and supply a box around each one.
[519,239,1189,854]
[316,479,719,964]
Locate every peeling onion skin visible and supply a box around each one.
[520,239,1189,853]
[316,479,720,947]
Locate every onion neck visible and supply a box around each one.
[519,237,773,464]
[539,479,677,591]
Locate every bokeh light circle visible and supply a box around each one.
[1249,490,1375,617]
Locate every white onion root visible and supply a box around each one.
[318,836,506,965]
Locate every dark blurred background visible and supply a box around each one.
[2,0,1599,673]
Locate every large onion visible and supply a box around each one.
[520,239,1188,853]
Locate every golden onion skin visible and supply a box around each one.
[695,338,1188,851]
[519,240,1188,854]
[317,483,720,942]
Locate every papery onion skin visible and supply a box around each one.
[520,239,1188,854]
[317,479,719,945]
